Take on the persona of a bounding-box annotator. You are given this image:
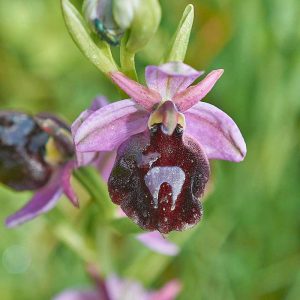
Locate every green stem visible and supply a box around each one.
[43,167,118,277]
[120,35,138,81]
[73,167,115,220]
[52,221,99,267]
[96,227,114,276]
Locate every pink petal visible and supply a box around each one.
[106,275,150,300]
[72,97,108,167]
[61,161,79,207]
[5,172,63,228]
[110,72,161,111]
[53,289,100,300]
[73,150,116,181]
[185,102,246,162]
[150,280,182,300]
[145,62,203,99]
[89,96,109,111]
[106,275,181,300]
[136,231,179,256]
[72,96,109,136]
[116,207,126,218]
[173,69,224,111]
[74,151,98,168]
[75,100,149,152]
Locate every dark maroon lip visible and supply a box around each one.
[0,111,52,191]
[0,111,74,192]
[108,124,210,234]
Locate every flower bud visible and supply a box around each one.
[82,0,161,50]
[125,0,161,53]
[112,0,139,30]
[83,0,126,46]
[0,111,73,191]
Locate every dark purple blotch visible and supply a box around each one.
[0,111,74,192]
[0,111,51,190]
[108,124,210,233]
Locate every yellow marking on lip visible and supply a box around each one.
[45,137,65,166]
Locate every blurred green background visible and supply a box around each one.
[1,0,300,299]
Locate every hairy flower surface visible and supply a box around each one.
[74,62,246,233]
[0,111,78,227]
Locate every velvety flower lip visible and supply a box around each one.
[3,113,80,228]
[0,111,51,191]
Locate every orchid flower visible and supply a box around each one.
[74,61,246,233]
[0,111,79,228]
[73,97,179,256]
[53,271,181,300]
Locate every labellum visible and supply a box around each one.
[108,122,210,234]
[0,111,73,192]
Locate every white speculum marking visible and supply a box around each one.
[137,152,160,168]
[144,166,185,210]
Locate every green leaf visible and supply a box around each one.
[61,0,118,74]
[110,218,144,235]
[163,4,194,62]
